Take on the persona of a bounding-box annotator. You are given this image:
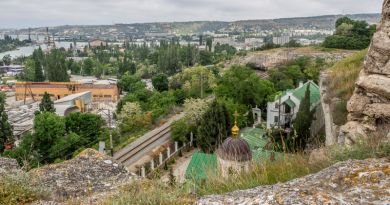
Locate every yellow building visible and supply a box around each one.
[15,82,119,102]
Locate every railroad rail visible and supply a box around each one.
[113,113,184,167]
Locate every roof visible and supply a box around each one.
[284,98,296,108]
[292,81,320,106]
[185,152,217,180]
[54,91,91,104]
[217,137,252,162]
[240,128,268,150]
[55,104,79,116]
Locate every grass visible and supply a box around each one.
[101,132,389,205]
[326,49,367,102]
[0,172,48,205]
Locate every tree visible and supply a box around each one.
[83,58,94,76]
[152,73,169,92]
[64,112,105,144]
[118,102,152,135]
[39,92,55,113]
[46,49,69,82]
[196,101,230,153]
[215,65,275,108]
[292,86,314,151]
[118,73,146,93]
[32,47,45,82]
[0,92,13,152]
[171,119,189,143]
[2,54,11,66]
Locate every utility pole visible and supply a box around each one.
[99,108,114,156]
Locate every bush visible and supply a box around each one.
[0,173,48,204]
[171,119,189,143]
[152,73,169,92]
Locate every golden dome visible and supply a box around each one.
[231,111,240,138]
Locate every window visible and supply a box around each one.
[275,103,279,109]
[274,116,279,123]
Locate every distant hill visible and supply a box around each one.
[12,13,380,37]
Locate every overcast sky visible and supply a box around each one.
[0,0,383,28]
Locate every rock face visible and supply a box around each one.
[341,0,390,143]
[29,149,136,201]
[0,157,20,176]
[197,158,390,205]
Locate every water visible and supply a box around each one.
[0,41,89,59]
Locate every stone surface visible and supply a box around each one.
[342,0,390,141]
[0,156,20,176]
[29,149,136,201]
[196,158,390,205]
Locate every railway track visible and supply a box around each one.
[113,113,184,167]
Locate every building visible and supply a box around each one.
[89,39,108,48]
[266,81,320,129]
[244,38,264,50]
[54,91,92,116]
[216,117,252,177]
[272,35,290,45]
[15,82,119,103]
[0,65,24,76]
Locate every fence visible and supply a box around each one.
[136,132,194,178]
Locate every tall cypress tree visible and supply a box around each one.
[39,92,56,113]
[0,92,13,151]
[293,85,313,151]
[33,47,45,82]
[196,101,230,153]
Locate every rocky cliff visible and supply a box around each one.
[341,0,390,144]
[197,158,390,205]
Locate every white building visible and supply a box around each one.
[272,36,290,45]
[266,81,320,129]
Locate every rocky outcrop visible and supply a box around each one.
[0,157,20,176]
[197,158,390,205]
[341,0,390,143]
[29,149,136,201]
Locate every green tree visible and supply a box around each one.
[196,101,230,153]
[83,58,94,76]
[39,92,55,113]
[2,54,11,66]
[118,73,146,93]
[64,112,105,145]
[0,92,13,152]
[46,49,69,82]
[292,86,314,151]
[152,73,169,92]
[171,119,189,143]
[215,65,275,108]
[32,47,45,82]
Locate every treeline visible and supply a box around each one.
[323,17,376,49]
[0,35,29,54]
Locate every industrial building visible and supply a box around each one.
[15,82,119,103]
[54,91,92,116]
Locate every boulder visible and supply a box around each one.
[197,158,390,205]
[0,157,20,176]
[29,149,136,201]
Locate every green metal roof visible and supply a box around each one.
[284,98,296,108]
[185,152,217,180]
[292,81,320,106]
[240,128,268,150]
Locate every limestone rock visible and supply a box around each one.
[341,0,390,141]
[0,157,20,176]
[196,158,390,205]
[29,149,136,201]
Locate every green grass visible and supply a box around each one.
[0,173,48,205]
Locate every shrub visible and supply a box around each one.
[171,119,189,143]
[0,173,48,204]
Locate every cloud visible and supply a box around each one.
[0,0,383,28]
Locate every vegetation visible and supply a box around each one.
[323,17,376,49]
[39,92,55,113]
[4,112,106,168]
[292,86,314,151]
[0,35,28,54]
[103,134,389,205]
[196,101,230,153]
[152,73,169,92]
[326,50,367,125]
[0,173,48,205]
[0,92,13,152]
